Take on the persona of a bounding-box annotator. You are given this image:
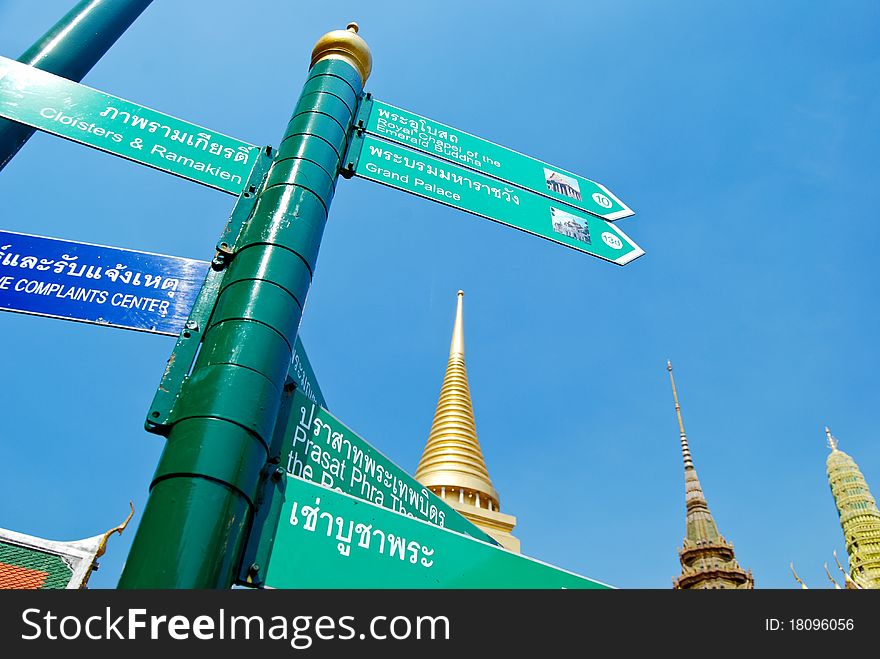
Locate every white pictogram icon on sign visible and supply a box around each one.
[592,192,613,209]
[601,232,623,250]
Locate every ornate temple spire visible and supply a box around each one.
[415,291,518,551]
[667,362,753,589]
[416,291,498,504]
[825,427,880,589]
[668,361,718,543]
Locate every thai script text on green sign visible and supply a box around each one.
[281,389,495,543]
[351,134,643,265]
[289,339,325,409]
[361,97,633,221]
[264,477,611,589]
[0,56,258,195]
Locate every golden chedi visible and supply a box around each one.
[415,291,519,552]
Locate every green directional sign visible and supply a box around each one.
[0,56,258,195]
[264,476,611,589]
[350,134,643,265]
[360,97,633,221]
[278,389,495,543]
[290,338,326,409]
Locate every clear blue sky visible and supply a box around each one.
[1,0,878,589]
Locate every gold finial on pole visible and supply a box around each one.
[825,426,838,451]
[790,562,808,589]
[310,21,372,85]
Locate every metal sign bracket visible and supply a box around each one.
[144,148,274,435]
[235,377,296,587]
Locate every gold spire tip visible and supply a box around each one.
[825,426,838,451]
[347,22,359,33]
[667,362,690,454]
[449,289,465,357]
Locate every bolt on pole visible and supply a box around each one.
[118,24,372,589]
[0,0,154,171]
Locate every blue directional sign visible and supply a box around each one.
[0,230,327,407]
[0,230,205,335]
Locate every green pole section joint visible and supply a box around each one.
[0,0,153,170]
[119,28,369,589]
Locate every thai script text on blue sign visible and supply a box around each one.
[0,230,326,407]
[0,230,205,335]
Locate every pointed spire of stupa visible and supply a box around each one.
[667,362,753,589]
[667,361,719,543]
[415,291,518,551]
[415,291,498,504]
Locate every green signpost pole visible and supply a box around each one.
[118,24,372,589]
[0,0,154,170]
